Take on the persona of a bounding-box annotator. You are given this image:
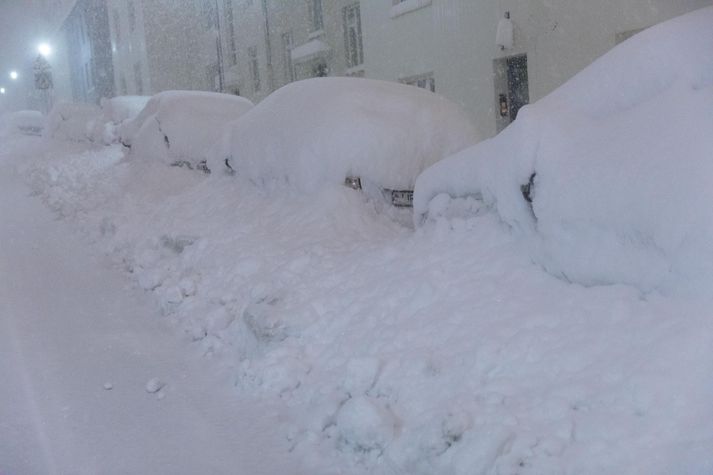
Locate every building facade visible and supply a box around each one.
[106,0,220,96]
[215,0,707,138]
[62,0,115,103]
[47,0,708,137]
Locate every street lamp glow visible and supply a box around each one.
[9,71,18,80]
[38,43,52,57]
[0,88,6,94]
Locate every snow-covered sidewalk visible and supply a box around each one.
[0,138,296,475]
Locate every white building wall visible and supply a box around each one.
[224,0,365,104]
[108,0,152,95]
[362,0,710,138]
[108,0,218,96]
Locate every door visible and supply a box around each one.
[493,54,530,132]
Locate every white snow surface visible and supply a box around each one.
[208,77,478,192]
[414,6,713,292]
[0,137,297,474]
[121,90,254,166]
[7,12,713,471]
[14,104,713,475]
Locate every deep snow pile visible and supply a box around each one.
[121,90,254,167]
[208,77,478,192]
[414,6,713,292]
[21,135,713,474]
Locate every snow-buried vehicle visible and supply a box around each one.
[207,77,479,207]
[121,90,254,170]
[414,6,713,290]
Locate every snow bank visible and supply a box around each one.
[0,110,45,136]
[45,101,102,142]
[20,102,713,474]
[121,91,253,167]
[208,77,478,192]
[414,6,713,291]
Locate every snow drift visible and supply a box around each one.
[208,77,478,193]
[414,6,713,291]
[121,90,254,167]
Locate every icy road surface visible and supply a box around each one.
[0,138,296,475]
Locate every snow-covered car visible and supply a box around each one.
[0,110,45,136]
[89,95,150,145]
[120,90,254,170]
[414,6,713,289]
[45,101,102,142]
[208,77,478,207]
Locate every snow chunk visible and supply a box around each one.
[336,396,397,455]
[145,377,165,394]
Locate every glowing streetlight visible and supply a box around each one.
[9,71,18,80]
[38,42,52,57]
[0,87,6,94]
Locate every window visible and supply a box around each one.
[281,32,295,83]
[308,0,323,32]
[401,73,435,92]
[248,46,260,92]
[133,62,143,94]
[224,0,237,65]
[312,61,328,78]
[343,4,363,68]
[127,0,136,32]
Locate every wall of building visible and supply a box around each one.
[52,0,709,137]
[107,0,218,96]
[362,0,709,138]
[61,0,114,103]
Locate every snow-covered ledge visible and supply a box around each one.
[390,0,432,19]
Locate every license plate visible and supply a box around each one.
[391,190,413,207]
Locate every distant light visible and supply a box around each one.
[0,88,6,94]
[9,71,18,80]
[38,43,52,57]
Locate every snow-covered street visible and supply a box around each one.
[0,137,296,475]
[3,125,713,473]
[1,6,712,473]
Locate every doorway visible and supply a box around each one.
[494,54,529,132]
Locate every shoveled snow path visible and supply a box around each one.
[0,140,296,475]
